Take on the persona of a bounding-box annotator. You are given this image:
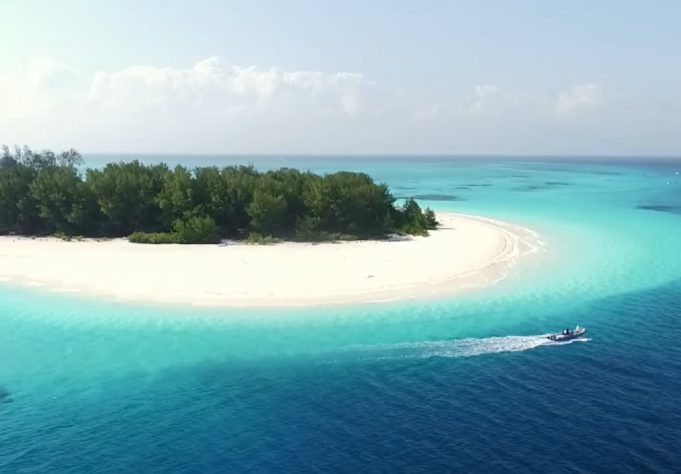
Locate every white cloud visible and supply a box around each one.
[554,83,603,118]
[85,57,367,116]
[0,59,84,119]
[27,59,81,91]
[468,84,518,116]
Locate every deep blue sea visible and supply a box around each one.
[2,156,681,473]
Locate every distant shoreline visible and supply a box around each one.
[0,212,542,308]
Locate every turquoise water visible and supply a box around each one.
[2,157,681,472]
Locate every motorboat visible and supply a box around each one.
[547,326,587,342]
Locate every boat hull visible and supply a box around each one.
[547,328,587,342]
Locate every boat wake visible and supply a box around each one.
[329,334,590,363]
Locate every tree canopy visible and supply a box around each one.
[0,146,439,243]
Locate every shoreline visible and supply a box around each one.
[0,212,543,308]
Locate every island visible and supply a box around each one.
[0,146,437,243]
[0,146,542,307]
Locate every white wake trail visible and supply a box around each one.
[335,334,590,362]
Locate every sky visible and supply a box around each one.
[1,0,680,155]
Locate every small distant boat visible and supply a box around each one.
[547,326,587,342]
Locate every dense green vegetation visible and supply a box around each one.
[0,146,438,243]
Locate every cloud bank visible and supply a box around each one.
[0,57,630,154]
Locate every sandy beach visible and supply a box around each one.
[0,213,541,307]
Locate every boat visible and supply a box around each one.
[547,326,587,342]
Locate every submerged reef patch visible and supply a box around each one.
[638,204,681,216]
[0,388,12,404]
[410,194,463,201]
[512,181,573,192]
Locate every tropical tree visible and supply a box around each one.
[157,165,197,226]
[30,166,84,233]
[302,172,394,238]
[86,161,168,235]
[0,162,39,233]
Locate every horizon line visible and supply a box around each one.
[80,152,681,160]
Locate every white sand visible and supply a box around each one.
[0,212,541,308]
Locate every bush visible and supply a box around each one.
[129,216,219,244]
[54,231,72,241]
[295,230,358,242]
[399,223,430,236]
[129,231,179,244]
[173,215,219,244]
[54,232,85,241]
[245,232,282,245]
[424,208,439,229]
[393,199,439,236]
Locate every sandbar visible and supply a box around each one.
[0,212,542,307]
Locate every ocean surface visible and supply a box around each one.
[2,156,681,473]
